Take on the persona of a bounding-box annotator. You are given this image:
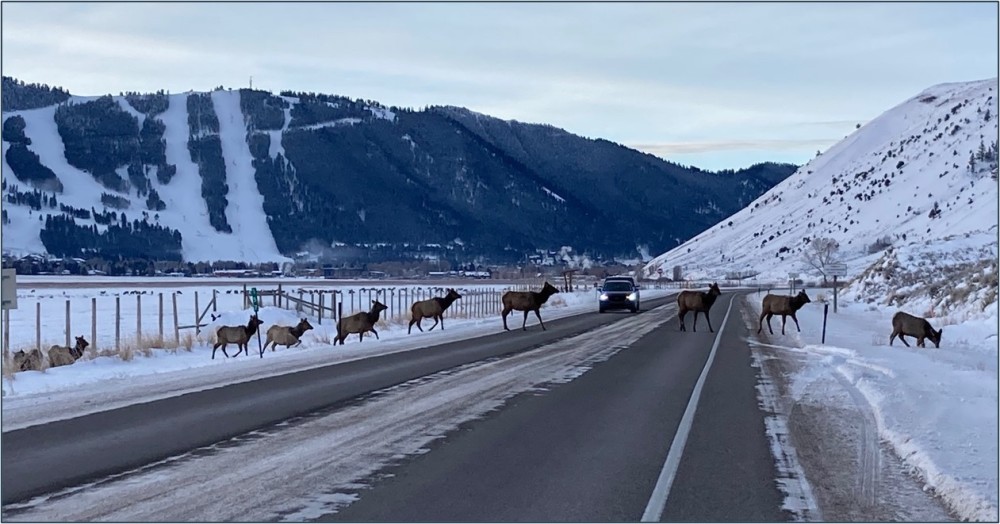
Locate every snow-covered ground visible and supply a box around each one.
[746,288,998,522]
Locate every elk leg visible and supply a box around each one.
[889,330,897,345]
[502,308,511,331]
[522,310,529,331]
[692,312,698,332]
[917,337,925,348]
[371,328,380,340]
[766,314,775,335]
[678,310,687,331]
[898,334,911,347]
[705,312,714,333]
[757,311,767,334]
[534,309,546,331]
[781,315,787,335]
[358,332,364,343]
[408,318,420,334]
[428,317,439,331]
[439,315,444,331]
[792,313,802,332]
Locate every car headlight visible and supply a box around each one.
[627,293,637,301]
[599,294,609,301]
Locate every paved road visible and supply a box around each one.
[322,292,788,522]
[1,295,676,505]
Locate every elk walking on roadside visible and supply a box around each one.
[501,282,559,331]
[213,315,264,359]
[409,288,462,334]
[263,318,314,351]
[677,283,722,332]
[757,290,812,335]
[337,301,389,345]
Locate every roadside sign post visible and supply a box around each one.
[251,287,264,358]
[1,269,15,356]
[827,263,848,313]
[788,272,799,294]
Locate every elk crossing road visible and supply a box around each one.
[2,291,790,521]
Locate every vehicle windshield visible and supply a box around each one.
[603,281,633,292]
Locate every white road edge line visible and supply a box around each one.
[641,294,736,522]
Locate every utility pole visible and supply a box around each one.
[249,76,253,89]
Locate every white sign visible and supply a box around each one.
[827,263,848,277]
[788,272,799,279]
[1,269,16,310]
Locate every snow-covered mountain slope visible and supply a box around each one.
[2,92,291,263]
[644,78,999,318]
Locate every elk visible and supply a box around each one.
[12,349,43,372]
[889,311,943,348]
[337,301,389,345]
[501,282,559,331]
[409,288,462,334]
[213,314,264,359]
[757,290,812,335]
[48,336,90,368]
[677,283,722,332]
[262,318,314,352]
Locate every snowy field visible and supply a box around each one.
[746,288,998,522]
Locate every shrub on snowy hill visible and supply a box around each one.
[1,76,70,111]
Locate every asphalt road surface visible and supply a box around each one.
[3,291,791,522]
[2,294,677,505]
[323,292,787,522]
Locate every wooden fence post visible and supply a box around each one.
[173,293,180,346]
[115,296,121,351]
[92,297,97,353]
[65,299,71,348]
[213,289,218,313]
[137,294,142,344]
[194,291,200,335]
[243,284,248,310]
[318,293,324,325]
[277,284,283,308]
[159,293,164,341]
[36,302,41,351]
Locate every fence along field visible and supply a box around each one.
[0,281,592,362]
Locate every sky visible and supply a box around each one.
[1,2,997,170]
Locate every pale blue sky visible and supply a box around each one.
[2,2,997,170]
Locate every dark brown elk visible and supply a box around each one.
[48,336,90,368]
[501,282,559,331]
[889,311,943,348]
[337,301,389,345]
[213,314,264,359]
[677,283,722,332]
[757,290,812,335]
[263,318,314,351]
[13,349,43,372]
[409,288,462,334]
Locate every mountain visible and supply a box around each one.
[643,78,999,317]
[1,77,796,264]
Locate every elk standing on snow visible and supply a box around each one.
[501,282,559,331]
[889,311,943,348]
[337,301,389,345]
[409,288,462,334]
[213,315,264,359]
[263,318,314,351]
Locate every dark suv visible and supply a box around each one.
[598,278,640,313]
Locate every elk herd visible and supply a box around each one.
[6,280,946,374]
